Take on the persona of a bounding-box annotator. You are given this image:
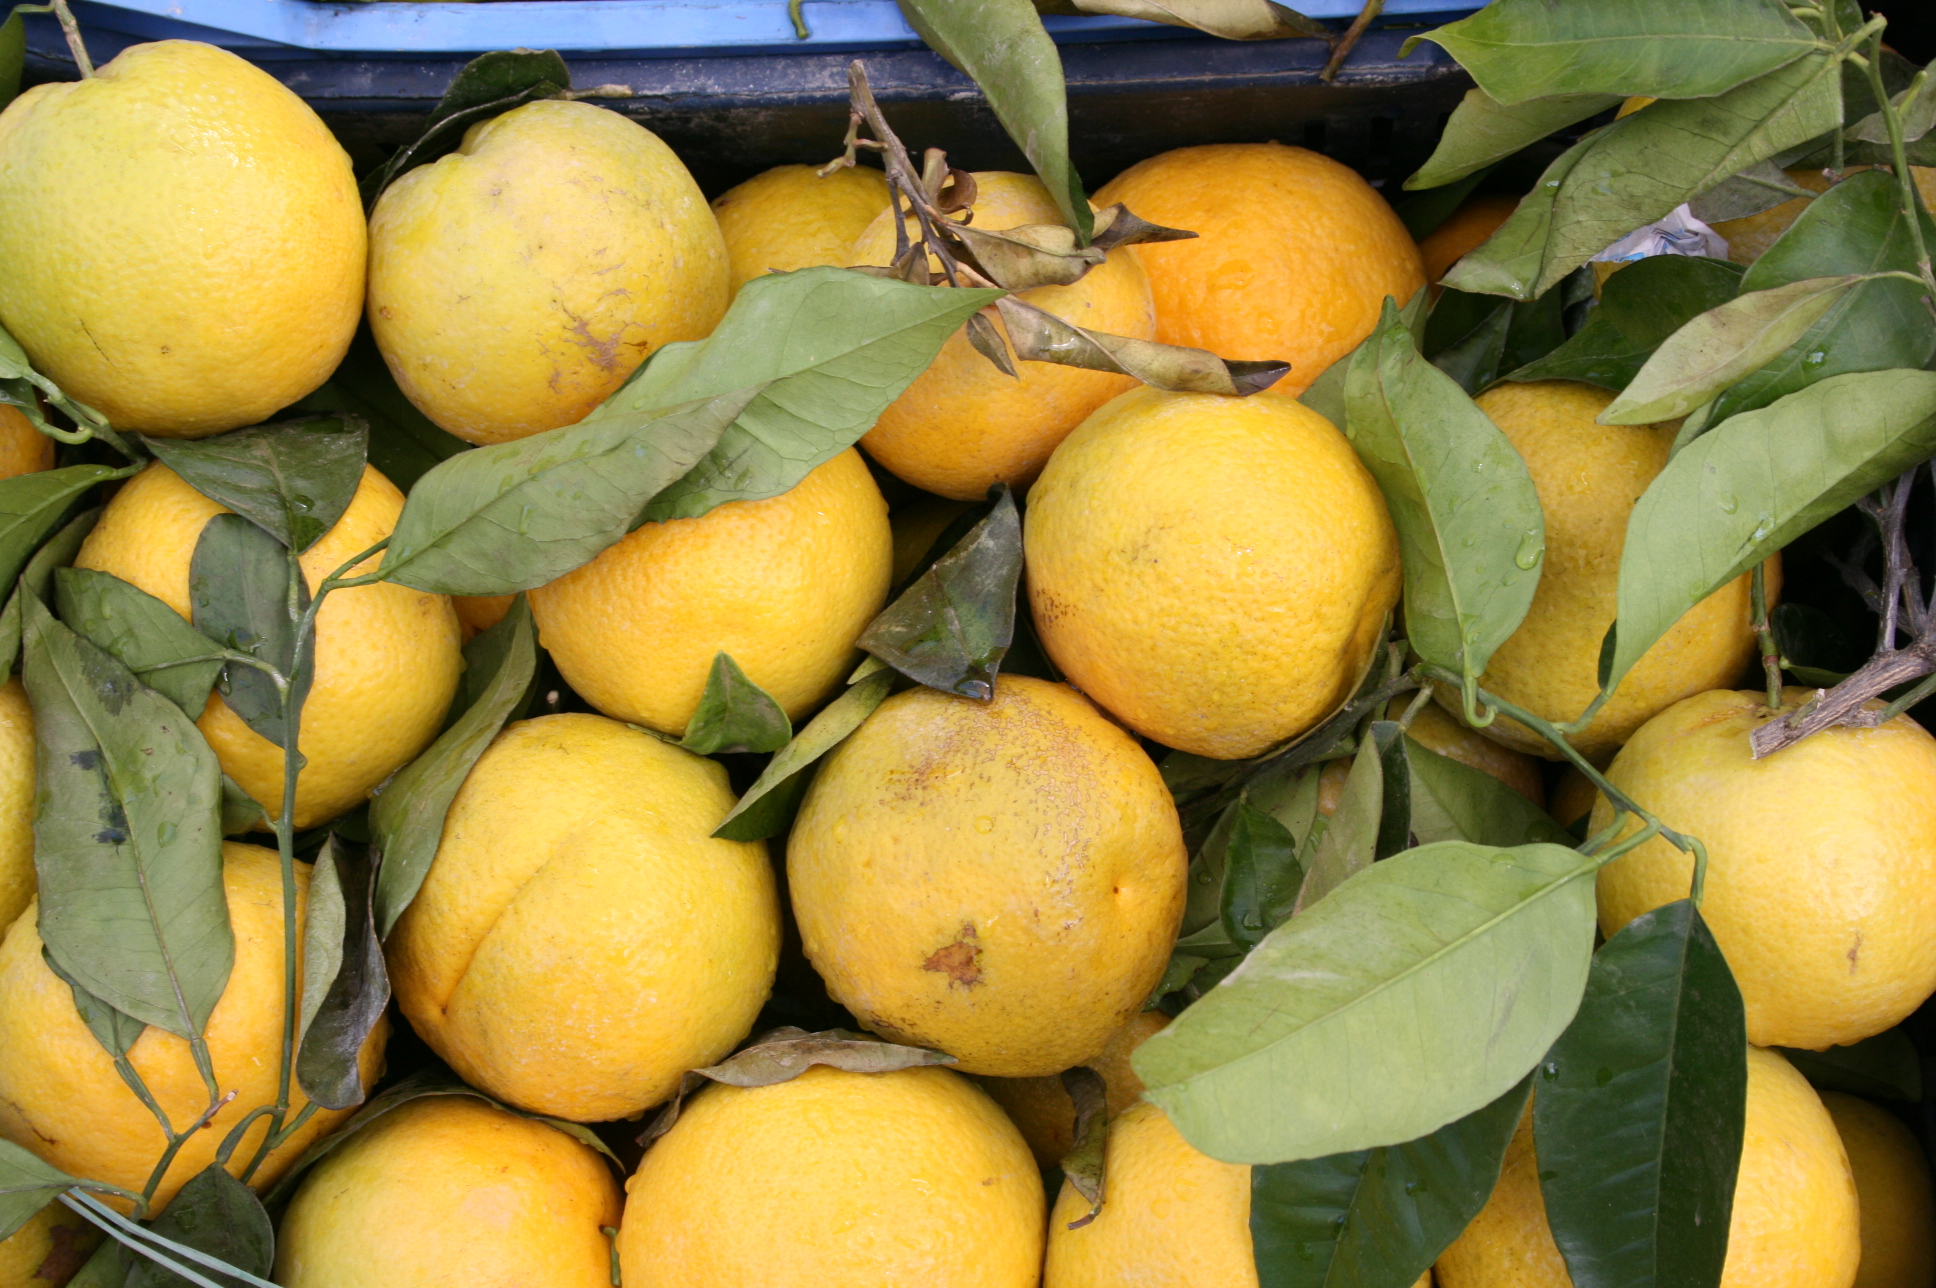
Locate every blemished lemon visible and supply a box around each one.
[0,679,32,937]
[0,844,384,1209]
[1026,385,1399,759]
[1594,688,1936,1050]
[274,1096,622,1288]
[368,99,729,445]
[0,1200,99,1286]
[1437,1050,1859,1288]
[1822,1092,1936,1288]
[389,713,779,1121]
[0,407,52,480]
[528,447,890,737]
[713,163,890,291]
[1419,194,1519,285]
[76,461,462,830]
[850,171,1156,500]
[1092,142,1423,394]
[981,1009,1170,1169]
[619,1065,1043,1288]
[0,41,363,437]
[1457,381,1768,761]
[788,676,1187,1077]
[1046,1101,1256,1288]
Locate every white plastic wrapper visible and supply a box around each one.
[1590,204,1731,265]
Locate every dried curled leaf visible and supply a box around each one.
[1032,0,1329,41]
[1088,204,1199,252]
[1059,1066,1109,1228]
[993,297,1288,395]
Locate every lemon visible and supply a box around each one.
[981,1009,1169,1168]
[451,592,514,640]
[1026,385,1399,758]
[528,447,890,737]
[850,171,1155,500]
[1419,194,1519,285]
[1822,1091,1936,1288]
[76,461,461,830]
[0,679,33,937]
[368,99,729,445]
[1548,766,1598,829]
[1093,143,1423,394]
[713,163,889,292]
[1594,688,1936,1049]
[0,843,383,1209]
[389,713,779,1121]
[619,1064,1043,1287]
[0,407,52,481]
[0,1201,98,1287]
[1436,1049,1859,1288]
[274,1096,622,1288]
[0,41,363,437]
[788,675,1186,1077]
[1458,381,1767,761]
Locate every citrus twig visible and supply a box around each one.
[1320,0,1382,83]
[1752,562,1781,710]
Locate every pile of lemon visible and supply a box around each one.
[0,37,1931,1288]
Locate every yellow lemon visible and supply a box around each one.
[1047,1101,1256,1288]
[1437,1048,1858,1288]
[0,843,383,1209]
[850,171,1156,500]
[0,1201,98,1287]
[528,447,890,736]
[0,42,362,437]
[1419,194,1520,285]
[274,1095,621,1288]
[712,163,890,292]
[788,675,1186,1077]
[1822,1091,1936,1288]
[619,1064,1043,1287]
[0,679,32,937]
[75,461,461,829]
[451,592,514,640]
[1026,385,1399,758]
[1594,688,1936,1049]
[368,99,729,445]
[389,713,779,1120]
[1093,143,1423,393]
[1459,381,1767,760]
[982,1009,1170,1169]
[0,407,52,481]
[1549,766,1598,829]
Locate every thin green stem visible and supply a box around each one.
[1861,29,1936,296]
[1395,685,1433,731]
[136,1089,235,1216]
[1876,669,1936,723]
[110,1055,175,1141]
[1752,561,1782,709]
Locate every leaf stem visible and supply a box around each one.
[1859,25,1936,296]
[1752,561,1782,709]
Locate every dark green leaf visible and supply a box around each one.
[189,514,310,751]
[1345,302,1544,685]
[1406,90,1620,191]
[896,0,1091,240]
[1428,287,1566,393]
[0,7,23,112]
[369,597,537,937]
[66,1237,130,1288]
[0,465,130,596]
[1219,801,1302,951]
[1135,841,1597,1163]
[1686,159,1815,224]
[1295,720,1410,913]
[1605,368,1936,695]
[859,485,1020,699]
[123,1165,272,1288]
[0,505,99,680]
[361,49,571,206]
[712,660,895,843]
[1031,0,1327,39]
[296,328,470,493]
[144,416,367,552]
[0,1140,83,1241]
[23,596,229,1039]
[1505,256,1746,391]
[296,837,388,1111]
[1408,741,1573,849]
[55,568,222,716]
[219,775,267,837]
[1394,167,1495,243]
[1414,0,1819,106]
[42,947,147,1059]
[1536,901,1747,1288]
[680,653,792,756]
[1778,1029,1924,1102]
[1251,1074,1532,1288]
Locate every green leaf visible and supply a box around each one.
[1219,801,1302,952]
[370,597,537,938]
[630,268,1005,522]
[680,653,792,755]
[1414,0,1819,106]
[0,505,99,680]
[361,49,571,206]
[144,416,367,553]
[296,837,388,1111]
[65,1234,130,1288]
[55,569,222,716]
[1344,302,1544,685]
[296,328,470,494]
[1604,368,1936,695]
[0,465,130,597]
[1445,54,1844,301]
[42,946,148,1059]
[1030,0,1328,40]
[0,8,22,112]
[712,660,895,843]
[1250,1074,1532,1288]
[1295,720,1410,913]
[1426,286,1567,394]
[1848,69,1936,145]
[123,1165,272,1288]
[0,1140,84,1241]
[189,515,310,751]
[0,322,123,455]
[23,596,230,1039]
[1408,741,1572,849]
[895,0,1091,240]
[1301,288,1428,432]
[1535,900,1747,1288]
[1686,158,1816,224]
[859,485,1020,699]
[1504,256,1746,391]
[1406,90,1621,191]
[1778,1029,1924,1102]
[1134,840,1597,1164]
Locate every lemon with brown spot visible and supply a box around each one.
[0,407,52,481]
[620,1064,1043,1287]
[274,1095,621,1288]
[0,1201,99,1287]
[713,163,890,292]
[75,461,462,829]
[0,843,384,1209]
[1822,1091,1936,1288]
[982,1009,1169,1168]
[368,99,730,445]
[1026,385,1400,759]
[788,675,1186,1077]
[849,171,1155,500]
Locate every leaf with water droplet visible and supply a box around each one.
[144,416,368,552]
[55,567,223,715]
